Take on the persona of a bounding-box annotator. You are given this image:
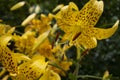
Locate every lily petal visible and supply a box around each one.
[55,2,78,26]
[53,4,64,12]
[13,53,31,62]
[0,44,18,74]
[55,2,80,42]
[75,0,103,27]
[93,20,119,40]
[72,34,97,49]
[32,30,50,52]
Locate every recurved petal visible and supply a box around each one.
[93,20,119,40]
[13,53,31,62]
[0,36,12,46]
[75,0,103,27]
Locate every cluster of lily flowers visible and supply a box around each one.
[0,0,119,80]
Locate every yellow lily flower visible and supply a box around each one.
[25,13,53,34]
[55,0,119,49]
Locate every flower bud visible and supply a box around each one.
[21,13,36,26]
[10,1,26,11]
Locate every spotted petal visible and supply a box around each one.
[16,55,48,80]
[0,44,18,74]
[93,20,119,40]
[55,2,79,35]
[0,36,18,74]
[75,0,103,27]
[71,33,97,49]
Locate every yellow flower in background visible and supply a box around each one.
[48,45,72,76]
[55,0,119,49]
[48,60,72,76]
[0,19,3,22]
[25,13,53,34]
[37,38,55,60]
[0,24,15,36]
[40,69,61,80]
[35,37,72,76]
[13,31,36,55]
[0,23,72,79]
[102,70,110,80]
[32,30,50,53]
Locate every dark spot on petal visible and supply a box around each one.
[72,32,81,41]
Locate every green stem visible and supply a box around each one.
[99,23,114,28]
[77,75,102,80]
[73,47,87,80]
[73,61,80,75]
[14,30,23,35]
[25,1,31,8]
[76,47,81,60]
[48,63,67,74]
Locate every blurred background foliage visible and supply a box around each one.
[0,0,120,80]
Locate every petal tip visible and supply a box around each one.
[96,0,104,11]
[113,20,119,28]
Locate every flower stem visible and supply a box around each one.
[77,75,102,79]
